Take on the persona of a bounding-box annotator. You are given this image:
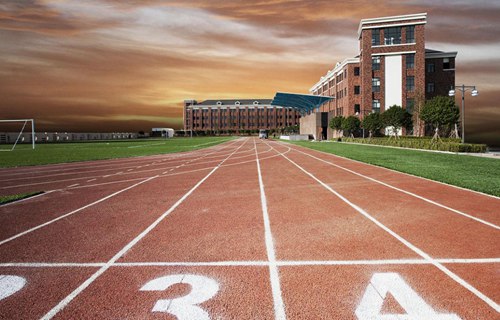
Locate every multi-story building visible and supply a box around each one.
[183,99,300,133]
[305,13,457,139]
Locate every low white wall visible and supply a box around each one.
[280,135,309,141]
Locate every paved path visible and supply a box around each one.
[0,138,498,319]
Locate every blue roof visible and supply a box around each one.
[271,92,333,114]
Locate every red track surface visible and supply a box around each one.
[0,138,498,319]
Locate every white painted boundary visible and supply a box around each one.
[254,138,287,320]
[1,258,498,268]
[267,142,500,313]
[283,142,500,230]
[41,139,248,320]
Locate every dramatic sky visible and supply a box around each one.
[0,0,499,145]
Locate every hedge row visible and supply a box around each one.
[341,137,487,153]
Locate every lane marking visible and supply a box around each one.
[0,275,26,301]
[356,272,460,319]
[0,177,158,247]
[140,274,219,319]
[0,258,498,268]
[66,184,79,188]
[286,144,500,230]
[268,142,500,313]
[86,179,96,182]
[41,139,247,320]
[254,139,287,320]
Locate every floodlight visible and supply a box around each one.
[448,90,455,96]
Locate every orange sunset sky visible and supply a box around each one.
[0,0,499,145]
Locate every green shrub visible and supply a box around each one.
[341,137,486,153]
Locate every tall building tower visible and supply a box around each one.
[358,13,426,114]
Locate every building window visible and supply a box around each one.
[372,78,381,92]
[372,28,380,46]
[427,82,435,93]
[443,58,451,69]
[406,76,415,91]
[354,86,360,95]
[406,25,415,43]
[406,54,415,69]
[372,100,380,113]
[372,56,380,71]
[354,104,361,114]
[354,67,360,76]
[406,99,414,114]
[384,27,401,45]
[427,63,435,73]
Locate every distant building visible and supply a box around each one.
[183,99,300,133]
[303,13,456,139]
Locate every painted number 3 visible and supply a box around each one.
[140,274,219,320]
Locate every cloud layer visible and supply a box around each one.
[0,0,499,145]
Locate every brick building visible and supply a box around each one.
[303,13,456,139]
[183,99,300,133]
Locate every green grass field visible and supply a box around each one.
[288,141,500,197]
[0,137,234,168]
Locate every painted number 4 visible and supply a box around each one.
[140,274,219,320]
[356,273,460,320]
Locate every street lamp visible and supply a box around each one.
[449,84,478,144]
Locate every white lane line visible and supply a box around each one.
[41,139,247,320]
[271,143,500,313]
[86,179,96,182]
[127,169,133,172]
[113,261,269,267]
[102,174,111,178]
[286,143,500,230]
[254,139,287,320]
[0,191,54,208]
[0,263,105,268]
[0,177,158,247]
[66,184,79,188]
[1,258,498,268]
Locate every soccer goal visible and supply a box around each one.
[0,119,35,151]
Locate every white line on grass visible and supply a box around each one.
[254,138,287,320]
[40,139,247,320]
[284,142,500,230]
[268,142,500,313]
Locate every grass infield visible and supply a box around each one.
[288,141,500,197]
[0,137,235,168]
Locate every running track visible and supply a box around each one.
[0,138,498,319]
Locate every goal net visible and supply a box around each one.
[0,119,35,151]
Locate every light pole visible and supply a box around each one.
[449,84,478,144]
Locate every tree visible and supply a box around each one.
[420,96,460,141]
[361,112,383,138]
[329,116,344,137]
[381,105,413,139]
[411,90,426,137]
[341,116,361,138]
